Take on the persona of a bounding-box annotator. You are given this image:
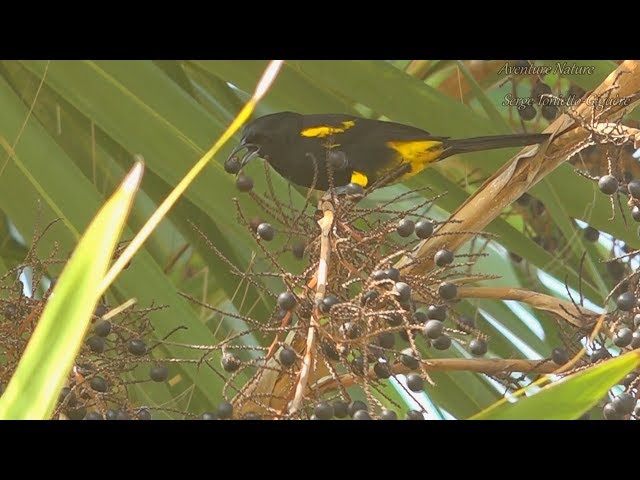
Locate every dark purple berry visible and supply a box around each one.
[86,335,105,354]
[353,410,371,420]
[374,362,392,379]
[541,104,558,121]
[552,348,570,365]
[320,294,340,314]
[381,409,398,420]
[66,406,87,420]
[394,282,412,303]
[427,305,447,321]
[351,356,365,375]
[371,270,386,281]
[384,268,401,282]
[90,376,108,393]
[405,373,424,392]
[614,328,633,348]
[598,175,618,195]
[149,364,169,382]
[257,223,275,241]
[423,320,444,339]
[613,392,635,415]
[518,104,537,121]
[116,410,131,420]
[628,180,640,199]
[128,339,147,356]
[217,401,233,419]
[314,402,334,420]
[616,292,637,311]
[93,303,107,318]
[406,410,425,420]
[333,400,349,419]
[603,403,622,420]
[221,352,241,372]
[348,400,367,418]
[622,372,637,387]
[235,174,254,192]
[415,220,434,239]
[432,335,451,351]
[396,219,415,237]
[94,320,111,337]
[137,408,152,420]
[434,249,454,267]
[279,346,297,367]
[277,291,297,311]
[400,348,419,370]
[469,338,488,356]
[438,282,458,300]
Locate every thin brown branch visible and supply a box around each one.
[457,286,598,328]
[288,200,334,415]
[313,357,561,394]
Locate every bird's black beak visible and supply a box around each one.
[229,140,260,168]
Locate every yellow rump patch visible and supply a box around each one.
[301,120,356,138]
[350,171,369,187]
[386,140,444,178]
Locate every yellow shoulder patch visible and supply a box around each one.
[350,170,369,187]
[386,140,444,177]
[301,120,355,138]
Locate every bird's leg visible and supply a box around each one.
[330,185,349,196]
[328,183,367,198]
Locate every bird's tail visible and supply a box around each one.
[441,133,550,160]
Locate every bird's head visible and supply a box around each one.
[228,111,302,168]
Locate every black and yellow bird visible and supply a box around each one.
[227,112,550,191]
